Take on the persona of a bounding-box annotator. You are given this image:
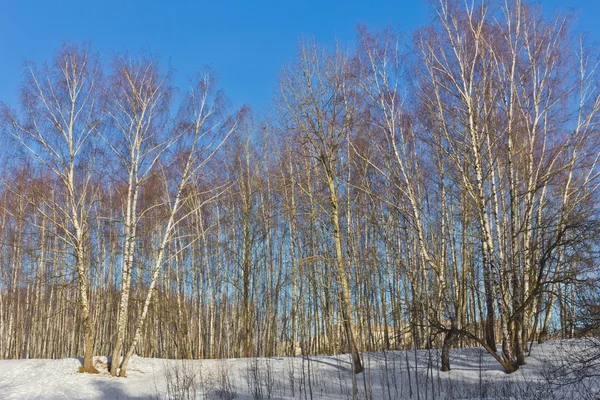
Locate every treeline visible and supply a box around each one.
[0,0,599,376]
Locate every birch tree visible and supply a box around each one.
[2,43,103,373]
[114,70,239,376]
[104,53,173,377]
[279,41,364,374]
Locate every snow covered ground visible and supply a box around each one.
[0,340,598,399]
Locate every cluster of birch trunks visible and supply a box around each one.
[0,0,599,376]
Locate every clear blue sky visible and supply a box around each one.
[1,0,599,110]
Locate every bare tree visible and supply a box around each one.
[115,69,240,376]
[104,52,173,377]
[278,40,364,375]
[2,43,103,373]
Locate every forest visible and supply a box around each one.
[0,0,599,382]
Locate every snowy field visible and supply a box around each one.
[0,340,598,399]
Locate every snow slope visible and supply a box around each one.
[0,340,597,399]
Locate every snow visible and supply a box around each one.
[0,340,597,399]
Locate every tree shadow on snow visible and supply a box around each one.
[303,355,353,373]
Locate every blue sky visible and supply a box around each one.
[1,0,599,110]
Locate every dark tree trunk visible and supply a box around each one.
[441,329,456,372]
[482,259,497,352]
